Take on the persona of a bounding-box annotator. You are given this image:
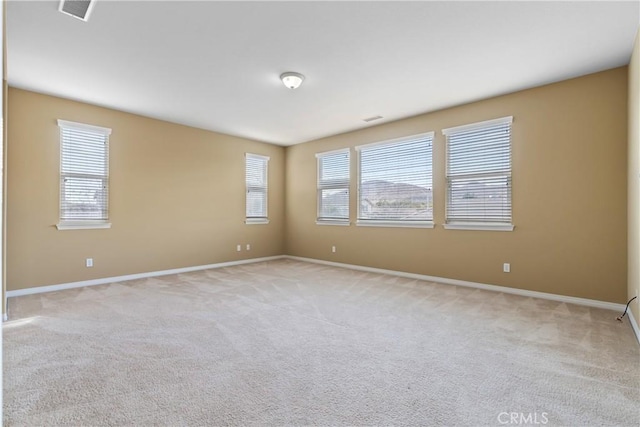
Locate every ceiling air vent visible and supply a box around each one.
[363,115,383,123]
[59,0,95,22]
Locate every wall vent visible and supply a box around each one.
[363,115,383,123]
[59,0,95,22]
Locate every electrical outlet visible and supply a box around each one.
[86,258,93,268]
[246,244,251,251]
[503,263,510,273]
[331,246,336,253]
[236,245,241,252]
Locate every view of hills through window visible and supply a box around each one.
[357,134,433,222]
[359,179,432,221]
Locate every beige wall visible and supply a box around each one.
[7,88,285,291]
[286,67,628,304]
[6,66,631,305]
[629,29,640,326]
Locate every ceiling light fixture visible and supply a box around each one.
[280,72,305,89]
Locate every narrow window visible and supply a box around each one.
[57,119,111,230]
[316,149,350,225]
[245,153,269,224]
[356,132,434,228]
[443,116,514,231]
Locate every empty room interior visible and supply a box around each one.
[2,1,640,426]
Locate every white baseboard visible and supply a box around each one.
[628,310,640,344]
[7,253,635,344]
[284,255,626,312]
[6,255,285,298]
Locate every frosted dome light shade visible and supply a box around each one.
[280,72,305,89]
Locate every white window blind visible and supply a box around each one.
[443,116,513,230]
[245,153,269,223]
[356,132,434,227]
[316,149,350,224]
[58,120,111,226]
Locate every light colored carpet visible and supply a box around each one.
[3,259,639,426]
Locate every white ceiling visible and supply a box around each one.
[6,1,640,146]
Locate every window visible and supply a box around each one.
[356,132,434,228]
[245,153,269,224]
[316,149,350,225]
[56,119,111,230]
[443,116,514,231]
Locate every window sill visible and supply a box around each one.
[316,220,350,226]
[245,218,270,225]
[56,221,112,230]
[356,220,434,229]
[444,223,514,231]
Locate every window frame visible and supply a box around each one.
[442,116,514,232]
[56,119,112,231]
[355,132,435,229]
[316,148,350,226]
[245,153,270,224]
